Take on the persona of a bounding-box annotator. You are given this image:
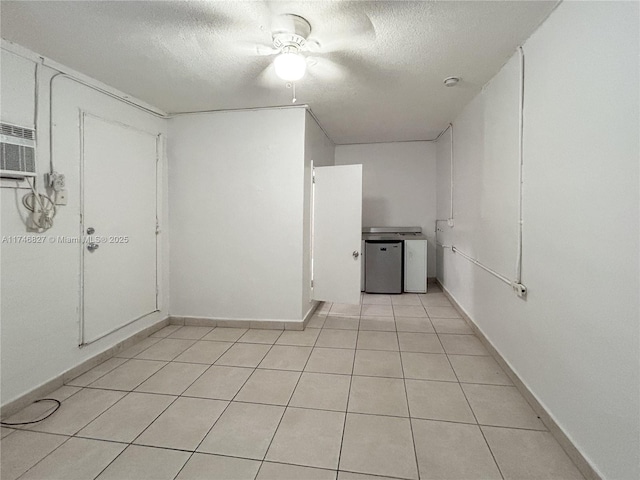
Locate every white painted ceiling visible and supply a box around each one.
[1,1,557,144]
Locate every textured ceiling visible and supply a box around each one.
[1,1,557,144]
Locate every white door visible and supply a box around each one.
[312,164,362,305]
[81,113,159,344]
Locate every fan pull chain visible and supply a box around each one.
[286,82,297,104]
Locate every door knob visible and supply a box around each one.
[87,243,99,252]
[353,250,360,259]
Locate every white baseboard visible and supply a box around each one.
[436,279,601,480]
[0,317,169,419]
[301,301,321,329]
[168,313,314,331]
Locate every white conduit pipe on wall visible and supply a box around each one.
[434,123,454,223]
[449,122,453,223]
[452,247,512,285]
[436,47,526,296]
[515,46,525,285]
[435,219,451,248]
[48,69,166,174]
[434,224,511,285]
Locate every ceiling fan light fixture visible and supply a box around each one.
[274,50,306,82]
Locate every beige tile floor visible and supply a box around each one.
[1,286,585,480]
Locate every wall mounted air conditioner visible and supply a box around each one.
[0,123,36,179]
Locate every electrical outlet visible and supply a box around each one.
[447,218,454,227]
[55,190,68,205]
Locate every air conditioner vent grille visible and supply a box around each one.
[0,123,35,141]
[0,123,36,178]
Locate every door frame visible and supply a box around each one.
[78,110,162,346]
[310,161,315,298]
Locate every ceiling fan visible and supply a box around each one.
[260,14,316,82]
[247,11,375,87]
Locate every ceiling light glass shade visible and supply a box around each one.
[274,52,306,81]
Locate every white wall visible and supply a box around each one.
[0,46,169,406]
[0,49,35,128]
[335,142,437,276]
[302,111,335,318]
[436,2,639,479]
[451,53,520,277]
[168,107,308,322]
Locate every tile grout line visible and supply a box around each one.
[89,329,224,480]
[80,330,216,442]
[434,330,506,480]
[64,372,548,431]
[66,356,131,388]
[170,327,286,480]
[335,301,360,475]
[10,292,523,480]
[13,325,524,428]
[410,289,448,480]
[13,432,76,479]
[91,325,270,479]
[75,328,196,392]
[338,468,407,480]
[29,372,165,438]
[8,388,115,438]
[15,412,545,480]
[18,354,185,479]
[254,315,324,478]
[6,324,277,480]
[255,459,338,476]
[6,387,85,433]
[396,315,422,480]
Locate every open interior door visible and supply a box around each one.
[312,164,362,305]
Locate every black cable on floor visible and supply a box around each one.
[0,399,61,426]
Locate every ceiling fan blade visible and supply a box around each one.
[256,45,280,57]
[256,63,287,89]
[229,41,279,57]
[89,1,237,31]
[257,0,280,27]
[304,38,322,53]
[305,10,376,54]
[322,51,397,89]
[308,30,374,54]
[306,56,346,82]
